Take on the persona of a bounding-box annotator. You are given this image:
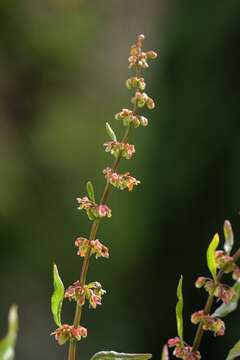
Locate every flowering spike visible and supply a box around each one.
[60,34,158,358]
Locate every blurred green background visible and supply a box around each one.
[0,0,240,359]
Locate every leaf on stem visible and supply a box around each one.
[213,280,240,318]
[51,264,65,327]
[90,352,152,360]
[224,220,234,255]
[207,233,219,281]
[226,339,240,360]
[0,305,18,360]
[106,123,117,142]
[176,275,184,343]
[161,345,169,360]
[87,181,96,202]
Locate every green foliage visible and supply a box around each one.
[106,122,117,142]
[226,339,240,360]
[207,233,219,281]
[0,305,18,360]
[90,352,152,360]
[161,345,169,360]
[176,275,184,343]
[51,264,65,327]
[224,220,234,255]
[86,181,96,202]
[213,281,240,318]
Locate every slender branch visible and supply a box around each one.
[192,247,240,352]
[68,81,138,360]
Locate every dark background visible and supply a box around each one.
[0,0,240,359]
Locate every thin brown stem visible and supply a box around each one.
[192,247,240,352]
[68,84,138,360]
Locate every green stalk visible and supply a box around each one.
[192,248,240,352]
[68,95,135,360]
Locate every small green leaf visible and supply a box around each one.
[90,351,152,360]
[161,345,169,360]
[176,275,184,342]
[224,220,234,255]
[106,123,117,142]
[0,305,18,360]
[207,233,219,281]
[226,339,240,360]
[86,181,96,202]
[213,281,240,318]
[51,264,65,327]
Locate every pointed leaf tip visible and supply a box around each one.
[106,123,117,142]
[176,275,184,342]
[224,220,234,255]
[207,233,219,281]
[0,305,18,360]
[90,351,152,360]
[226,339,240,360]
[161,345,169,360]
[51,264,65,327]
[86,181,96,202]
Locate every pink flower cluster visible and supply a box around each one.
[103,141,135,160]
[215,250,240,280]
[191,310,225,336]
[103,167,140,191]
[65,281,85,305]
[195,277,236,304]
[115,108,148,128]
[52,324,87,345]
[75,237,109,259]
[128,34,157,69]
[131,91,155,109]
[77,196,112,220]
[168,337,201,360]
[85,281,106,309]
[126,77,146,91]
[65,281,106,309]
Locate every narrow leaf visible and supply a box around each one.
[161,345,169,360]
[226,339,240,360]
[213,281,240,318]
[207,233,219,281]
[86,181,96,202]
[0,305,18,360]
[51,264,65,327]
[90,351,152,360]
[106,122,117,142]
[176,275,184,342]
[224,220,234,255]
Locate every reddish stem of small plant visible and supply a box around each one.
[192,248,240,352]
[68,88,136,360]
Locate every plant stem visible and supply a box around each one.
[68,119,132,360]
[192,247,240,352]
